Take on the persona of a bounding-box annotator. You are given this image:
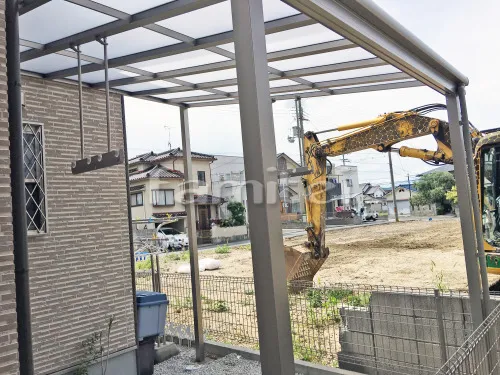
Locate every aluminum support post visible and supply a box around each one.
[446,93,483,329]
[179,106,205,362]
[458,86,491,313]
[231,0,295,374]
[70,44,85,159]
[98,37,111,151]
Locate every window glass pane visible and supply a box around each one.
[198,171,206,186]
[158,191,166,206]
[131,194,137,206]
[165,190,174,205]
[137,192,143,206]
[23,123,46,233]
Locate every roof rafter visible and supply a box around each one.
[91,39,358,89]
[43,14,315,79]
[185,80,425,107]
[166,72,410,103]
[21,0,227,62]
[282,0,467,94]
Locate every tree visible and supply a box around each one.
[410,172,456,214]
[222,201,246,227]
[445,185,458,205]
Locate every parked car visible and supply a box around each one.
[362,211,379,221]
[156,226,189,251]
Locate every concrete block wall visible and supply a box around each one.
[338,292,490,375]
[22,76,136,374]
[0,1,18,374]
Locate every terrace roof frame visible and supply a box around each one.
[11,1,487,375]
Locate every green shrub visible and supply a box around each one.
[208,300,229,313]
[135,258,151,271]
[215,244,231,254]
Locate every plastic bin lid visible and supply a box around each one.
[136,291,168,305]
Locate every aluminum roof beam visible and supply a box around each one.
[44,14,314,79]
[21,0,226,62]
[185,80,424,107]
[167,72,410,103]
[64,0,244,65]
[130,57,389,97]
[92,39,358,89]
[282,0,468,94]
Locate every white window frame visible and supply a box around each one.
[152,189,175,207]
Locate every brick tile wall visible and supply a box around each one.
[22,76,135,374]
[0,0,18,373]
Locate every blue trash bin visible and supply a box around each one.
[136,291,169,341]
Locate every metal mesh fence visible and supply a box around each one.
[436,302,500,375]
[136,272,479,374]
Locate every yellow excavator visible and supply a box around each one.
[284,104,500,282]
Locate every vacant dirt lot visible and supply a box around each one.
[162,217,499,290]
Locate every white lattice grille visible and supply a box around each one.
[23,123,46,233]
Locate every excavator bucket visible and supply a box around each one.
[284,244,327,282]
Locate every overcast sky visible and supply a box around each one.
[124,0,499,185]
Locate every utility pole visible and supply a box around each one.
[294,97,304,166]
[407,174,412,199]
[294,97,307,166]
[388,151,399,222]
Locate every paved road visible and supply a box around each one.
[198,219,391,251]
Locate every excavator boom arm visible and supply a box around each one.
[284,110,480,282]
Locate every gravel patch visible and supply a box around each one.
[154,346,304,375]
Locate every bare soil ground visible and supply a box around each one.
[162,217,499,290]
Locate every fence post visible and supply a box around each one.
[150,254,156,292]
[156,254,162,293]
[435,289,448,367]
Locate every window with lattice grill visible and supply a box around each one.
[23,123,47,233]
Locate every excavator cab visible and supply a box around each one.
[477,137,500,274]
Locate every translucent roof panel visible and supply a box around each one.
[269,48,375,71]
[306,66,401,83]
[115,81,179,92]
[157,2,233,39]
[216,85,239,93]
[269,79,301,88]
[178,69,238,84]
[21,54,89,74]
[67,69,139,84]
[19,0,116,44]
[330,79,416,90]
[262,0,300,21]
[130,50,230,73]
[154,90,217,100]
[216,24,342,54]
[79,28,180,60]
[20,46,31,53]
[266,24,342,52]
[91,0,175,15]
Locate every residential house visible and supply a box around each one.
[211,153,306,219]
[129,148,224,232]
[385,185,417,217]
[326,164,363,214]
[360,183,387,212]
[277,153,306,214]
